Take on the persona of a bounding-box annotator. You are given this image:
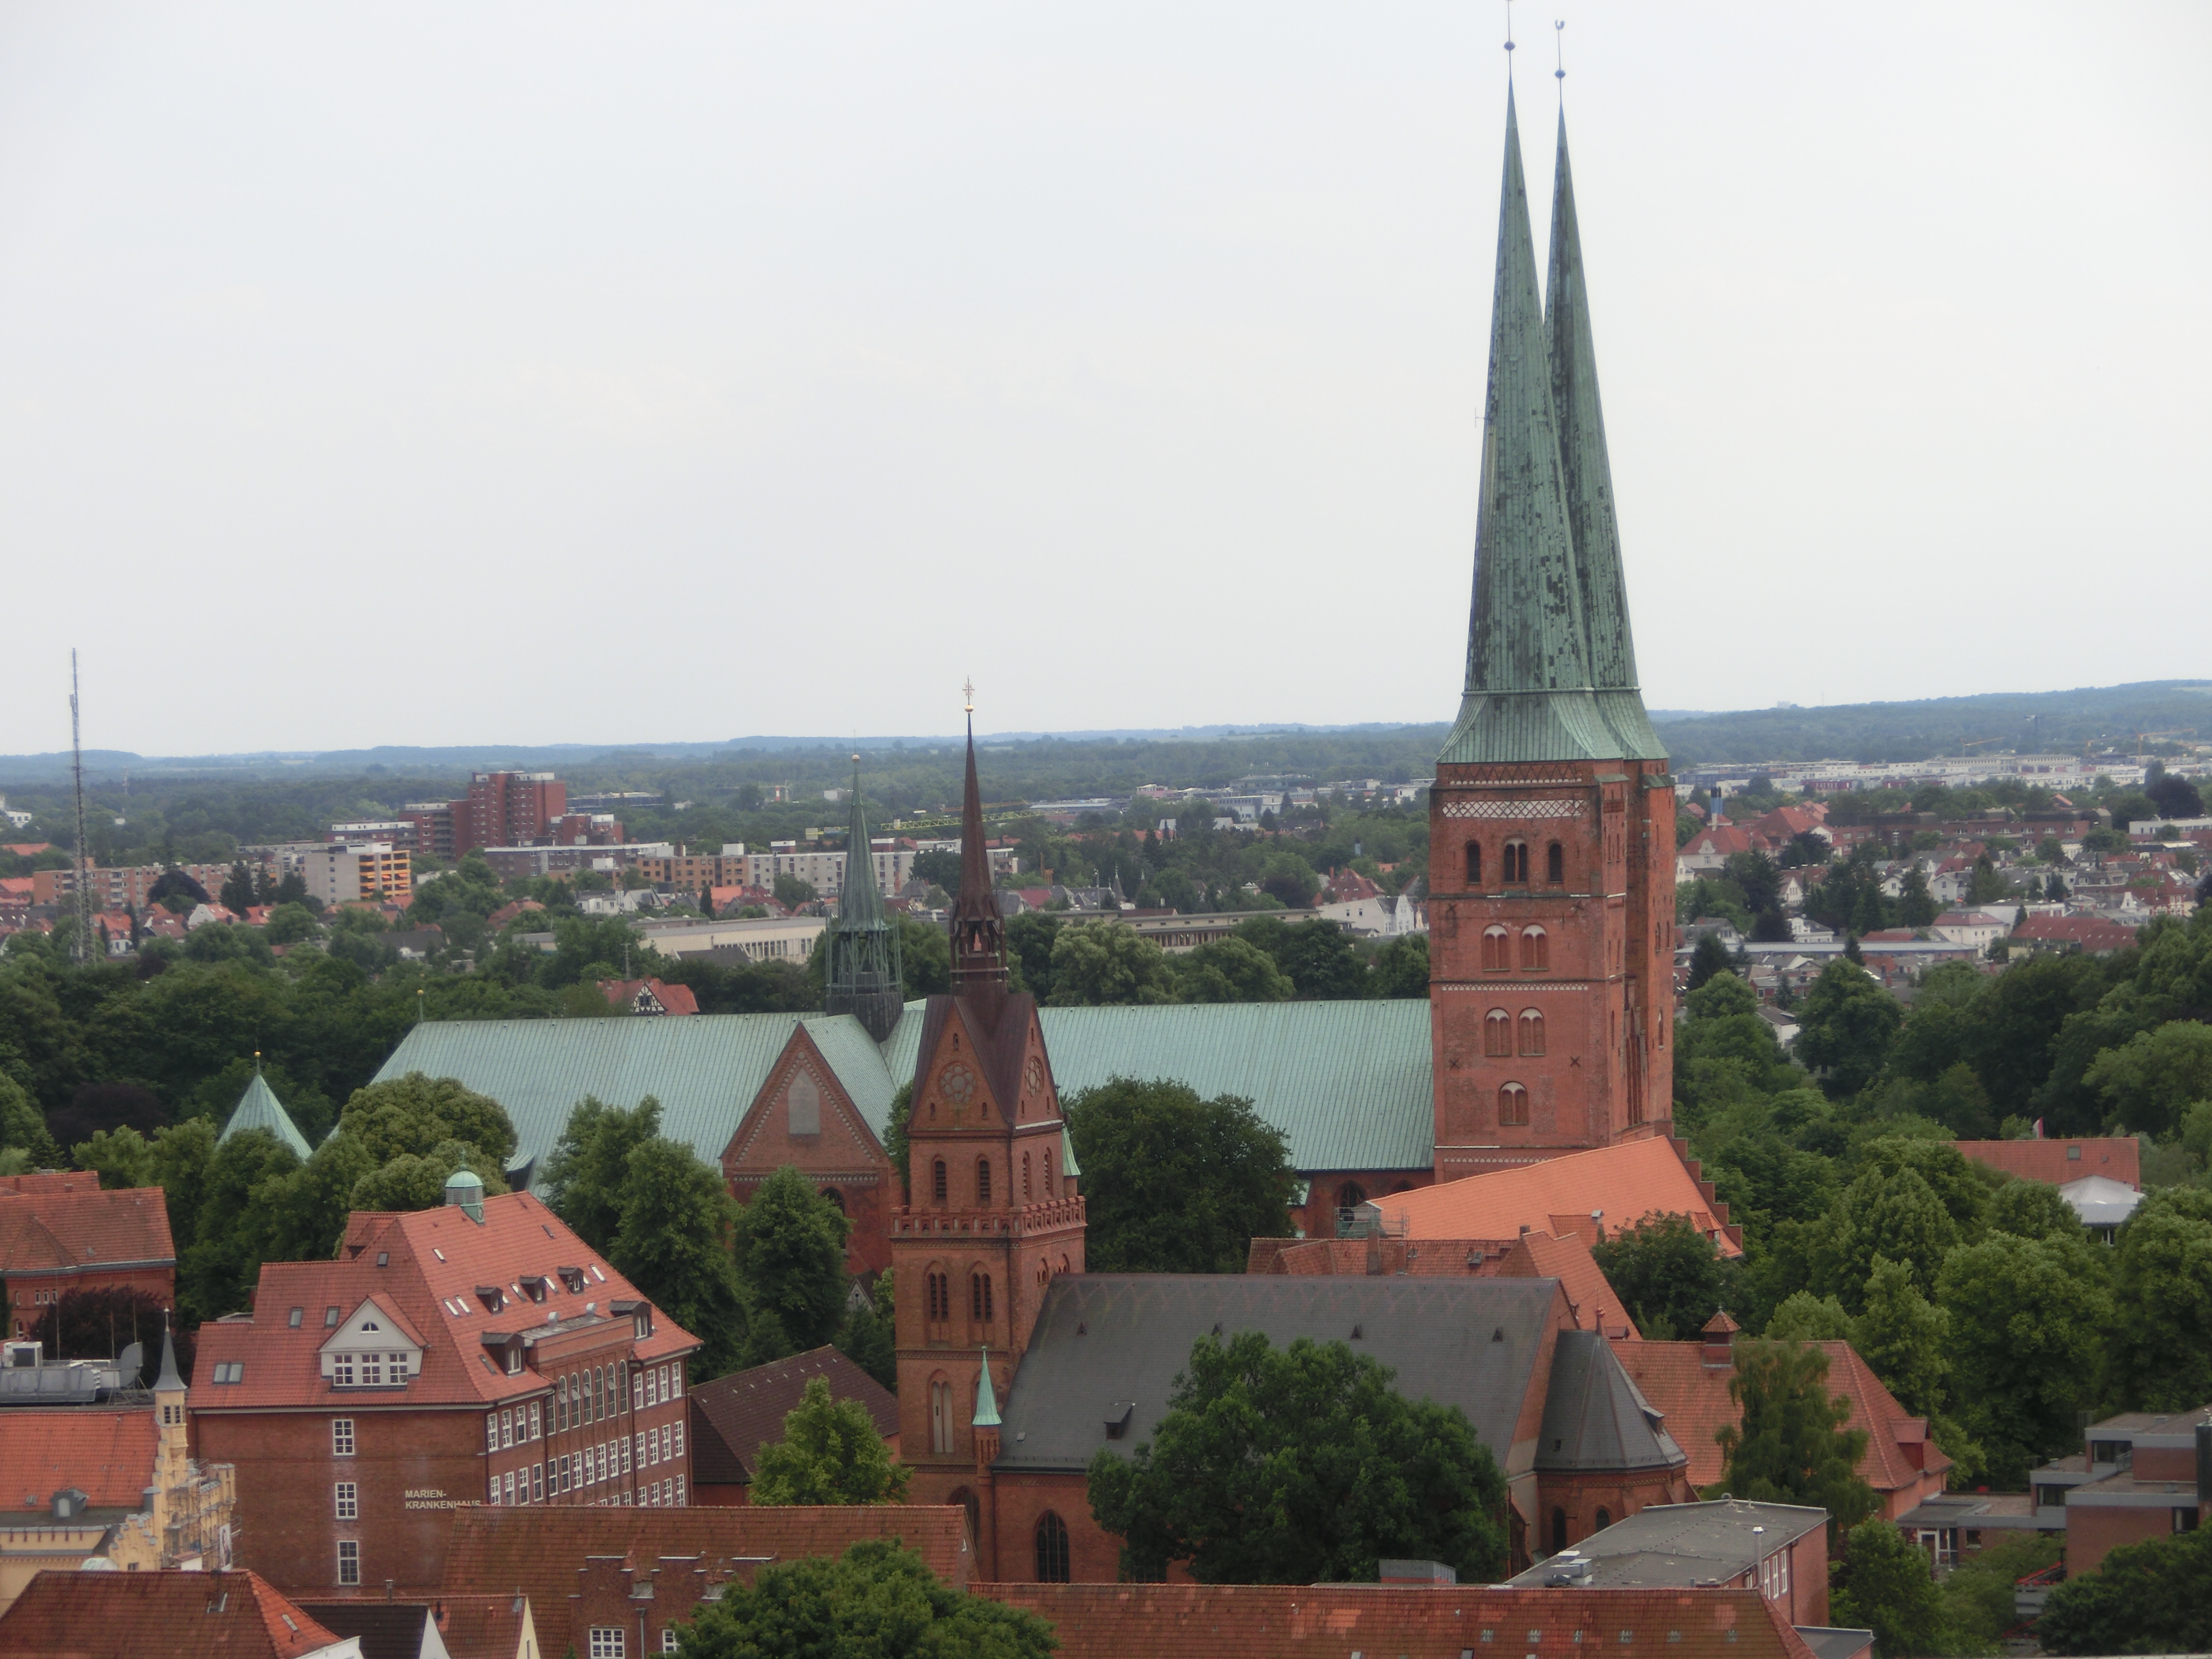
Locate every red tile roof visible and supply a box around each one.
[427,1593,531,1659]
[977,1583,1819,1659]
[2011,915,2139,953]
[1683,827,1755,860]
[0,1569,343,1659]
[436,1505,974,1617]
[689,1345,899,1487]
[1371,1140,1742,1259]
[0,1409,158,1510]
[596,977,700,1016]
[1489,1228,1642,1342]
[0,1176,175,1274]
[188,1191,695,1414]
[1616,1338,1949,1496]
[1954,1137,2140,1190]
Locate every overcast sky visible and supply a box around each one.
[3,2,2207,757]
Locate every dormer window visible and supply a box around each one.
[477,1286,505,1313]
[523,1278,549,1304]
[558,1266,587,1294]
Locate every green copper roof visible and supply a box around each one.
[972,1347,1002,1429]
[836,762,890,935]
[370,1013,901,1186]
[1441,88,1612,768]
[882,999,1435,1174]
[1547,109,1666,763]
[220,1070,313,1161]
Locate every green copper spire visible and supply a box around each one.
[824,757,905,1043]
[220,1059,313,1161]
[1546,108,1666,762]
[971,1346,1002,1429]
[1439,87,1615,767]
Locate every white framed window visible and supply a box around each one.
[532,1463,544,1503]
[588,1629,625,1659]
[505,1470,517,1505]
[334,1483,357,1521]
[620,1437,631,1476]
[634,1431,644,1468]
[528,1402,541,1440]
[501,1408,514,1449]
[331,1419,355,1457]
[662,1632,679,1653]
[674,1474,684,1505]
[485,1414,499,1453]
[361,1353,383,1386]
[388,1351,409,1381]
[632,1373,644,1411]
[488,1473,501,1505]
[337,1540,360,1587]
[331,1354,356,1387]
[670,1364,682,1397]
[673,1421,683,1459]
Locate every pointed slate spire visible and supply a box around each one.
[825,757,905,1042]
[1440,87,1615,767]
[949,698,1008,993]
[154,1322,184,1394]
[1546,108,1666,762]
[971,1346,1002,1429]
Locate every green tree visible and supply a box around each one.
[1986,1178,2082,1243]
[1763,1291,1852,1341]
[749,1376,911,1506]
[1368,933,1431,999]
[1966,854,2013,906]
[349,1140,508,1210]
[1235,916,1369,1000]
[178,1127,303,1324]
[898,914,951,998]
[0,1072,61,1166]
[1086,1331,1508,1584]
[1938,1230,2111,1484]
[1829,1520,1945,1659]
[334,1072,517,1167]
[730,1166,850,1365]
[541,1095,666,1252]
[1590,1211,1731,1340]
[1850,1255,1948,1420]
[1896,866,1939,928]
[2038,1526,2212,1657]
[1169,937,1294,1004]
[771,873,818,910]
[609,1136,748,1381]
[2106,1186,2212,1411]
[1004,911,1063,1002]
[2082,1021,2212,1138]
[219,861,257,914]
[1046,922,1176,1006]
[147,1117,219,1258]
[1819,1165,1961,1310]
[674,1539,1055,1659]
[261,903,321,946]
[72,1125,156,1190]
[832,1269,897,1392]
[1062,1079,1294,1274]
[1709,1340,1877,1543]
[1793,959,1902,1097]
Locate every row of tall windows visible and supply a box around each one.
[1464,839,1565,888]
[930,1151,1049,1208]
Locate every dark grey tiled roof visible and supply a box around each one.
[993,1275,1563,1475]
[1536,1331,1686,1473]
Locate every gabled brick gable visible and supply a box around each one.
[978,1583,1821,1659]
[721,1024,898,1274]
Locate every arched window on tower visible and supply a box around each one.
[1044,1147,1054,1191]
[1503,840,1529,884]
[932,1159,948,1203]
[1520,926,1550,973]
[819,1187,845,1214]
[976,1157,992,1204]
[925,1264,951,1341]
[929,1377,954,1455]
[1485,1009,1513,1057]
[970,1270,994,1324]
[1465,841,1482,888]
[1595,1506,1613,1533]
[1481,926,1511,973]
[1546,841,1564,884]
[1035,1511,1072,1582]
[1022,1153,1032,1200]
[1519,1008,1546,1056]
[1498,1082,1529,1126]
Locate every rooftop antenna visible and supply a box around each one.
[69,649,91,965]
[1554,18,1566,90]
[1504,0,1515,74]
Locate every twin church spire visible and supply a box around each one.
[1442,88,1664,766]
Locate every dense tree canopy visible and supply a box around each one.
[1087,1332,1507,1585]
[1590,1211,1731,1341]
[749,1377,910,1506]
[1062,1078,1294,1274]
[1710,1340,1877,1543]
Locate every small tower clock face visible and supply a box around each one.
[939,1063,978,1109]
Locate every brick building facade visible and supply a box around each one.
[188,1181,697,1593]
[0,1172,176,1340]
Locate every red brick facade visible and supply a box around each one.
[0,1173,176,1338]
[188,1192,697,1593]
[721,1026,896,1278]
[1427,762,1676,1181]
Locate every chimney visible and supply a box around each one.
[1700,1310,1742,1368]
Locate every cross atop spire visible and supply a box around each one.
[1438,86,1615,767]
[949,694,1007,994]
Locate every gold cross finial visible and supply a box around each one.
[962,678,975,715]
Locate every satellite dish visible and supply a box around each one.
[117,1343,144,1388]
[79,1557,119,1572]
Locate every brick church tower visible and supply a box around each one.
[891,698,1084,1563]
[1428,93,1675,1182]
